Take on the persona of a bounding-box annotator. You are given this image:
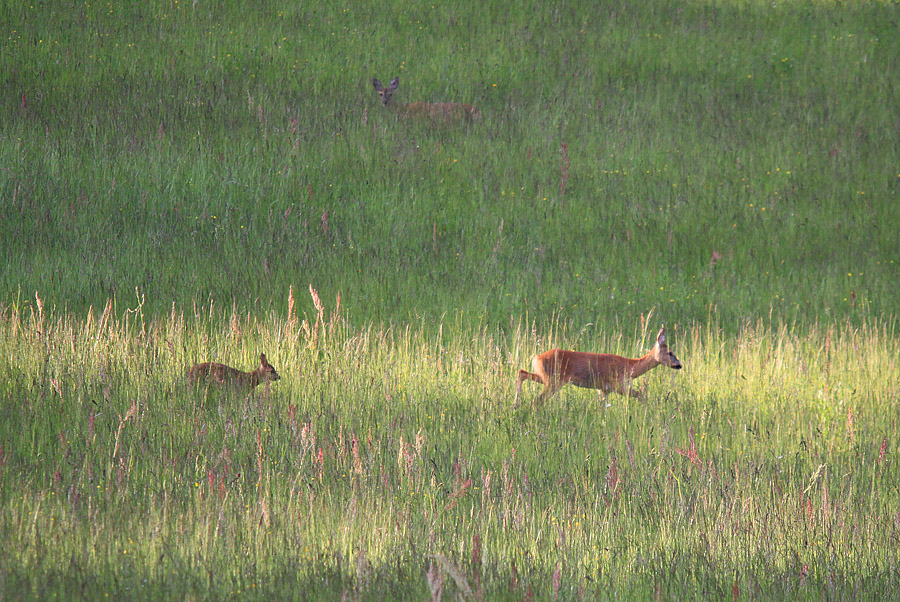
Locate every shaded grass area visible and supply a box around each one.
[2,1,898,329]
[0,300,898,599]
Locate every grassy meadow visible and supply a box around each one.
[2,0,900,599]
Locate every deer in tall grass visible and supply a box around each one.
[515,328,682,406]
[372,76,480,123]
[189,353,280,390]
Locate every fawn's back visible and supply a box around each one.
[188,353,280,390]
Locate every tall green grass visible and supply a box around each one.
[2,0,900,599]
[0,298,898,599]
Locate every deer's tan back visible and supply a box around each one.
[538,350,635,388]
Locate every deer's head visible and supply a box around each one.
[258,353,280,382]
[372,76,400,106]
[653,328,682,370]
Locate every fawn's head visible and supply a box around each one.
[258,353,280,382]
[652,328,682,370]
[372,76,400,106]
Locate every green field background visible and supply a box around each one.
[2,0,899,599]
[3,0,898,327]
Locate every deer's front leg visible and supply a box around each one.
[611,378,644,400]
[622,381,648,400]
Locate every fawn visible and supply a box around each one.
[372,76,480,122]
[188,353,280,390]
[515,328,682,405]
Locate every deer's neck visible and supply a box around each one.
[246,371,261,388]
[628,352,660,379]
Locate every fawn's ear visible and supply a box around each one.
[372,78,383,91]
[389,76,399,90]
[656,328,667,346]
[260,353,268,365]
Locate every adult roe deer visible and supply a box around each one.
[372,76,480,122]
[514,328,682,405]
[189,353,280,390]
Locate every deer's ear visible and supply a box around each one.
[260,353,268,365]
[372,78,383,91]
[657,328,667,346]
[389,76,399,90]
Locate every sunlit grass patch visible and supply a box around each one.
[1,297,898,598]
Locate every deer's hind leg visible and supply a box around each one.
[535,380,565,406]
[515,369,540,406]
